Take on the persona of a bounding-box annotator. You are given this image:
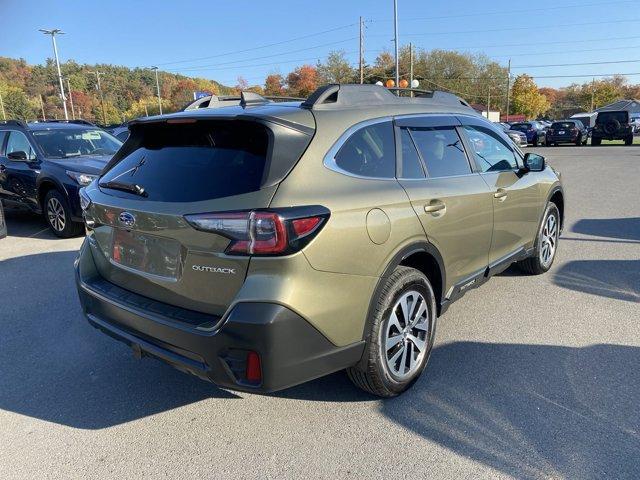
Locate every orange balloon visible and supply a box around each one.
[399,79,409,88]
[385,79,395,88]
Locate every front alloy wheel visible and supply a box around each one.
[47,196,66,233]
[518,202,560,275]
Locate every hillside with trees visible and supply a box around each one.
[1,48,638,124]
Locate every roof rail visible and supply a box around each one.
[302,84,473,110]
[34,119,97,126]
[0,119,28,128]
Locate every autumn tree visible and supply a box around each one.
[511,74,550,119]
[317,51,355,84]
[286,65,318,97]
[264,74,285,96]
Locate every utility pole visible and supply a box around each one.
[0,91,5,120]
[88,71,106,125]
[359,16,364,84]
[393,0,399,90]
[39,28,68,120]
[150,66,163,115]
[590,77,595,111]
[66,78,75,119]
[144,104,149,117]
[39,95,46,120]
[487,89,491,120]
[409,42,413,97]
[505,58,511,122]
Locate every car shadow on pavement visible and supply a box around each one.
[2,209,54,239]
[382,341,640,480]
[572,217,640,242]
[552,259,639,303]
[0,250,237,431]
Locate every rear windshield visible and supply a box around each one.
[551,122,576,129]
[511,123,531,130]
[100,121,269,202]
[597,111,628,124]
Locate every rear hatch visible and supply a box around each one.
[83,109,315,317]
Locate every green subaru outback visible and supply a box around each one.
[75,84,564,397]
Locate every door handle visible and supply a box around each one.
[494,188,508,200]
[424,202,446,213]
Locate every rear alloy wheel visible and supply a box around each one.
[44,190,85,238]
[347,266,437,397]
[518,203,560,275]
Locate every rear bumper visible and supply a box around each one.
[75,241,364,393]
[547,134,579,143]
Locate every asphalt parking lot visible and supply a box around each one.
[0,145,638,479]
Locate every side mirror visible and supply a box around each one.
[523,152,545,172]
[7,151,29,161]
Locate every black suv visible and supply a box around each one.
[0,120,122,237]
[591,110,634,146]
[546,119,588,146]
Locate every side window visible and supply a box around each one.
[334,121,396,178]
[6,131,36,160]
[409,127,471,178]
[463,126,518,173]
[399,128,425,179]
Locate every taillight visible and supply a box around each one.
[184,206,329,256]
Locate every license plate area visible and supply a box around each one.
[112,228,182,280]
[559,130,565,134]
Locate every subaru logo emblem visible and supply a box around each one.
[119,211,136,228]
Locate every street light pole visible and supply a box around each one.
[39,28,68,120]
[66,78,76,119]
[359,16,364,84]
[150,66,163,115]
[88,71,106,125]
[393,0,399,89]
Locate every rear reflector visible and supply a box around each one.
[184,206,329,256]
[246,351,262,383]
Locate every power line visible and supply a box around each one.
[369,0,632,22]
[166,38,357,72]
[369,18,640,37]
[490,44,640,58]
[513,59,640,69]
[154,23,357,67]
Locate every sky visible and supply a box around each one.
[2,0,639,89]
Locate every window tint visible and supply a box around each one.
[116,131,130,142]
[399,128,425,179]
[0,131,7,154]
[551,122,576,129]
[31,128,121,158]
[334,122,396,178]
[100,121,269,202]
[409,127,471,178]
[463,126,518,173]
[6,131,36,160]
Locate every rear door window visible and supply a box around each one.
[334,121,396,178]
[100,121,270,202]
[399,128,425,179]
[409,127,472,178]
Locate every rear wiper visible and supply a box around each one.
[99,180,148,197]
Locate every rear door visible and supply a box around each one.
[458,116,541,270]
[395,115,493,295]
[84,117,313,316]
[0,131,39,207]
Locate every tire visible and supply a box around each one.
[625,135,633,146]
[575,135,582,146]
[518,203,560,275]
[44,189,85,238]
[347,266,437,397]
[592,137,601,146]
[532,135,538,147]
